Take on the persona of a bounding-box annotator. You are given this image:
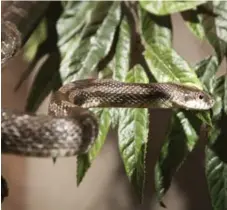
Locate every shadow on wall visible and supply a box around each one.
[2,12,226,210]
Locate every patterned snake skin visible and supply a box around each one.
[2,79,215,157]
[1,1,215,157]
[1,1,215,203]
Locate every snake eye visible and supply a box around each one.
[199,94,204,100]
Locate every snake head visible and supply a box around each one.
[170,84,215,110]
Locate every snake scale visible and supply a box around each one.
[1,1,215,203]
[2,79,214,157]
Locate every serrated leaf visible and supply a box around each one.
[139,5,212,201]
[88,109,112,161]
[139,1,207,15]
[155,55,222,199]
[156,109,203,200]
[76,108,111,185]
[156,113,190,200]
[75,10,124,183]
[117,65,149,200]
[194,55,219,88]
[111,16,132,126]
[194,56,221,123]
[57,1,93,47]
[143,46,203,89]
[181,10,206,40]
[177,111,198,150]
[76,2,121,79]
[138,5,172,50]
[200,1,227,62]
[61,2,121,83]
[206,148,227,210]
[143,34,213,126]
[57,1,113,82]
[139,5,202,89]
[76,154,90,185]
[113,17,131,81]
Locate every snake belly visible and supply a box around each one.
[1,79,214,157]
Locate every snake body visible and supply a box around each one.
[1,1,215,203]
[1,1,49,66]
[1,1,215,157]
[2,79,214,158]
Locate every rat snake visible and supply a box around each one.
[1,1,215,158]
[1,1,215,203]
[2,79,214,158]
[1,79,215,203]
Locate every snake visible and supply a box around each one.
[1,1,215,203]
[1,81,214,203]
[1,61,215,204]
[2,79,215,158]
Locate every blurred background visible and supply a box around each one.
[1,3,226,210]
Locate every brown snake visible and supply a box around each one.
[1,1,215,158]
[1,1,215,202]
[2,79,214,158]
[1,80,215,204]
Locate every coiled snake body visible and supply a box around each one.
[1,1,215,203]
[1,1,215,158]
[1,79,214,203]
[2,79,214,158]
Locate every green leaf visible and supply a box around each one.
[139,1,207,15]
[143,46,203,89]
[76,2,121,79]
[16,19,48,91]
[181,10,206,40]
[139,6,213,201]
[76,6,125,183]
[61,2,121,83]
[155,56,222,199]
[140,5,202,89]
[23,18,47,62]
[156,106,213,199]
[117,65,149,199]
[57,2,113,82]
[177,111,199,150]
[57,1,93,47]
[138,5,172,49]
[196,111,212,126]
[113,16,131,81]
[206,148,227,210]
[76,54,116,184]
[200,1,227,62]
[194,56,222,123]
[77,108,112,185]
[207,74,227,149]
[156,113,191,199]
[194,55,219,87]
[88,109,112,161]
[156,109,203,200]
[111,15,132,126]
[76,154,90,185]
